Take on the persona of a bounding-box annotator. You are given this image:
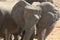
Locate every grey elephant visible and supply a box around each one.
[11,0,42,40]
[0,10,4,38]
[30,2,60,40]
[25,0,53,4]
[11,0,31,40]
[0,2,19,40]
[0,9,18,40]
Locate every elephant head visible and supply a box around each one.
[21,2,42,40]
[24,2,42,30]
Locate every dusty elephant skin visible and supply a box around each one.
[11,0,31,40]
[11,0,42,40]
[0,2,18,40]
[0,0,29,40]
[0,9,18,40]
[21,3,42,40]
[30,2,60,40]
[0,10,4,38]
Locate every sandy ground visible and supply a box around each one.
[53,0,60,9]
[0,0,60,40]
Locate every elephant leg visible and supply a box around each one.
[37,30,42,40]
[14,33,18,40]
[21,27,34,40]
[21,31,25,40]
[30,33,34,40]
[4,29,12,40]
[38,24,54,40]
[45,24,55,38]
[30,25,37,40]
[4,34,12,40]
[30,33,37,40]
[8,34,12,40]
[37,28,47,40]
[9,34,12,40]
[22,30,33,40]
[21,31,37,40]
[4,29,8,40]
[42,29,47,40]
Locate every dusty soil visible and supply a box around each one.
[53,0,60,9]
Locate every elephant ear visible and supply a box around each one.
[11,0,30,25]
[41,2,60,21]
[24,3,42,30]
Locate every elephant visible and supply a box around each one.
[0,2,18,40]
[0,1,28,40]
[30,2,60,40]
[11,0,42,40]
[11,0,31,40]
[0,10,4,38]
[25,0,53,4]
[0,8,18,40]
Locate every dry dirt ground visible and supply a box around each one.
[0,0,60,40]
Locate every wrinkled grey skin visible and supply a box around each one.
[30,2,60,40]
[2,13,17,40]
[0,10,4,37]
[11,0,41,40]
[0,10,8,38]
[25,0,53,4]
[11,0,31,40]
[0,4,18,40]
[21,4,42,40]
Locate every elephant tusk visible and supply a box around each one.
[34,14,41,19]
